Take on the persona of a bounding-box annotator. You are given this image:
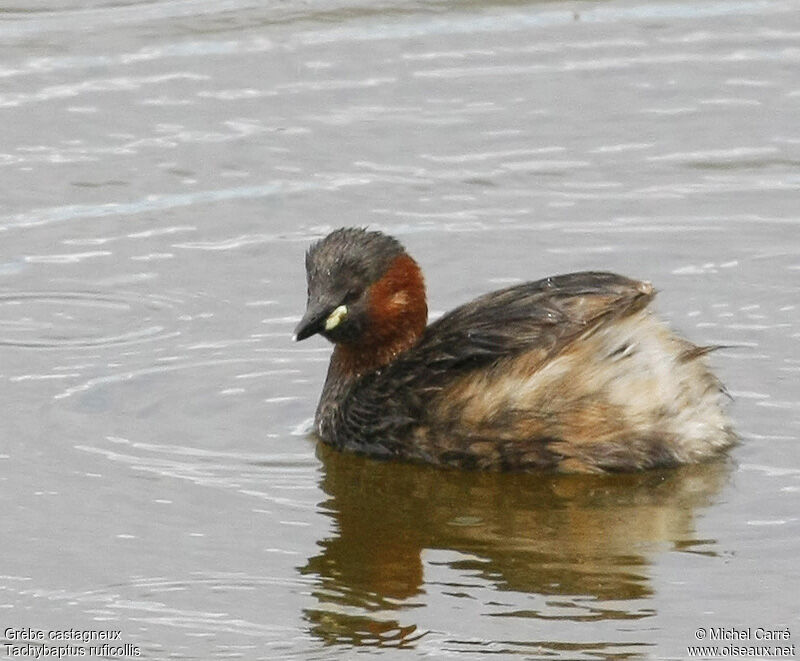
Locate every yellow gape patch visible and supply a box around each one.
[325,305,348,331]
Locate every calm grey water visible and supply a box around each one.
[1,0,799,659]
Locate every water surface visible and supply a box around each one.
[1,0,799,658]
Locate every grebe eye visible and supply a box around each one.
[344,288,360,303]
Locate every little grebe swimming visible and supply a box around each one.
[294,228,734,473]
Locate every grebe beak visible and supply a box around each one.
[293,304,330,341]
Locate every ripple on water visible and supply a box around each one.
[0,290,180,349]
[75,434,317,504]
[2,572,318,659]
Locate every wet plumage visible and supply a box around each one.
[294,228,734,473]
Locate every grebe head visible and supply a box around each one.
[294,228,427,369]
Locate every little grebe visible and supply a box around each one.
[294,228,734,472]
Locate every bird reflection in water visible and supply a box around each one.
[300,443,731,649]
